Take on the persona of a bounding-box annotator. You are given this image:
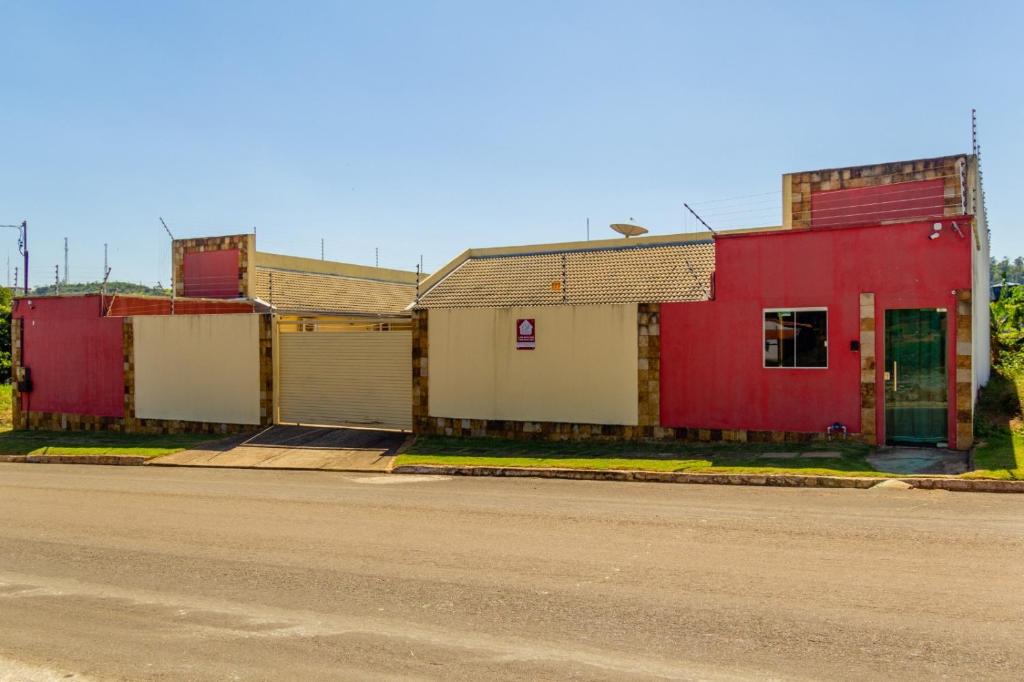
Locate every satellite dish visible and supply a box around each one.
[611,223,649,238]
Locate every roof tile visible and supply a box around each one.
[417,241,714,308]
[255,268,416,315]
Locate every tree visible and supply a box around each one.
[992,284,1024,376]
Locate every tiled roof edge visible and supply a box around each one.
[470,239,713,260]
[256,265,417,289]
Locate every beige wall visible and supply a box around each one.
[429,305,638,425]
[134,314,261,424]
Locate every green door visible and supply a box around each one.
[884,309,948,445]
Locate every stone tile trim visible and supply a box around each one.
[411,309,429,430]
[15,313,273,435]
[955,289,973,450]
[172,234,254,298]
[16,410,258,435]
[123,317,135,418]
[859,293,877,445]
[787,156,967,229]
[257,314,274,425]
[637,303,660,427]
[11,318,22,429]
[414,416,835,443]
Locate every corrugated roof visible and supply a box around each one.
[255,268,416,315]
[416,241,715,308]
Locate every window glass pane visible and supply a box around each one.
[764,311,795,367]
[794,310,828,367]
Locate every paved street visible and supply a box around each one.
[0,465,1021,681]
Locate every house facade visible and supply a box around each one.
[414,153,990,449]
[12,233,421,433]
[412,234,715,439]
[11,152,991,449]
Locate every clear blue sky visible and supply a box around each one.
[2,1,1021,287]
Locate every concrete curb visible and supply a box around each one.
[0,454,148,466]
[391,465,1024,493]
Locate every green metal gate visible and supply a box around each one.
[883,309,948,445]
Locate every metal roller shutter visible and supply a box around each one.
[278,330,412,430]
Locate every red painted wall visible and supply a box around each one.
[810,179,944,229]
[14,296,124,417]
[660,218,972,440]
[183,249,240,298]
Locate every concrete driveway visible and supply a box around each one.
[149,425,408,472]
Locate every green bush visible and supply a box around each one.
[991,285,1024,376]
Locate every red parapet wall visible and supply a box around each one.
[14,296,125,418]
[810,179,945,229]
[660,218,972,439]
[105,296,254,316]
[183,249,240,298]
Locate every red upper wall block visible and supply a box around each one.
[810,179,945,229]
[182,249,240,298]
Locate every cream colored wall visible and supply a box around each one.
[134,314,261,424]
[429,305,638,425]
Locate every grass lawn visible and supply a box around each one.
[968,371,1024,480]
[0,429,218,458]
[397,436,891,477]
[0,386,224,458]
[0,386,12,430]
[400,370,1024,480]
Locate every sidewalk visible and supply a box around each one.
[148,425,409,472]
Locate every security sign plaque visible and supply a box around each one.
[516,318,536,350]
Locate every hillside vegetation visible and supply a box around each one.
[29,281,170,297]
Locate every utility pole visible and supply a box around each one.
[321,238,325,261]
[586,217,590,241]
[64,237,69,283]
[103,243,108,276]
[2,221,27,294]
[13,267,17,293]
[55,265,60,294]
[375,247,379,268]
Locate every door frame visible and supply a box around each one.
[877,304,958,447]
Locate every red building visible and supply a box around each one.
[662,154,989,449]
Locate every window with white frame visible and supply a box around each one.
[763,309,828,368]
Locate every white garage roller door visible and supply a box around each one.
[278,329,412,430]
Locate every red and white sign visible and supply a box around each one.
[516,318,536,350]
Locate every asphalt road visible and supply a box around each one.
[0,465,1021,681]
